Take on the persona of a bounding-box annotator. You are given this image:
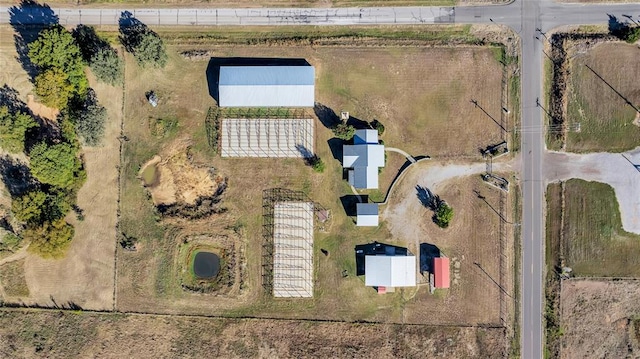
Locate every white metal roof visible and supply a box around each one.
[354,129,378,145]
[272,202,314,298]
[342,144,385,168]
[220,118,314,158]
[365,255,417,287]
[356,203,379,226]
[218,66,315,107]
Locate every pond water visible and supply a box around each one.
[140,164,158,187]
[193,251,220,278]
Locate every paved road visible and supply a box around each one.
[2,1,640,358]
[0,6,455,26]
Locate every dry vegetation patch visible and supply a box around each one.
[561,279,640,359]
[0,259,29,298]
[0,309,506,359]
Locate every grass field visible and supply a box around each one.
[0,259,29,298]
[566,42,640,152]
[0,309,506,358]
[116,28,506,321]
[547,179,640,277]
[0,28,120,310]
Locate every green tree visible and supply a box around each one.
[370,119,385,136]
[28,25,88,98]
[332,122,356,141]
[121,22,167,68]
[132,31,167,68]
[90,48,124,85]
[307,155,325,173]
[12,190,71,225]
[434,203,454,228]
[34,68,75,110]
[11,190,47,223]
[71,91,107,146]
[0,106,38,153]
[24,219,74,259]
[0,233,22,252]
[29,142,83,188]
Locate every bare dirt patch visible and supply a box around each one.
[139,138,221,206]
[25,94,58,122]
[561,279,640,359]
[0,309,506,359]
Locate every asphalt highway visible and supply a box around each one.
[2,1,640,357]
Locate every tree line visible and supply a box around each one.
[1,17,167,258]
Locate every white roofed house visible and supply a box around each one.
[365,255,416,288]
[343,129,385,189]
[218,66,315,108]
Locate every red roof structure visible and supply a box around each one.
[433,257,450,289]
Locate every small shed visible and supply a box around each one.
[356,203,379,227]
[433,257,450,289]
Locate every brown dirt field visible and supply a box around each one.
[383,168,512,326]
[561,279,640,359]
[0,29,120,310]
[0,309,506,359]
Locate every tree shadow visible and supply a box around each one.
[313,103,341,129]
[0,155,36,198]
[416,185,439,210]
[346,115,370,130]
[9,0,59,80]
[0,84,27,113]
[327,137,344,162]
[206,57,311,105]
[419,243,441,274]
[72,24,111,63]
[608,14,627,37]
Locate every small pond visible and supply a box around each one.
[193,251,220,278]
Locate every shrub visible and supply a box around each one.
[310,156,325,173]
[370,119,385,136]
[332,122,355,141]
[434,203,454,228]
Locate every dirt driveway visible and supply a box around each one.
[544,147,640,234]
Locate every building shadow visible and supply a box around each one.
[313,103,341,129]
[327,137,344,162]
[354,242,409,276]
[346,115,370,130]
[419,243,441,274]
[340,194,367,217]
[206,57,311,105]
[9,0,59,80]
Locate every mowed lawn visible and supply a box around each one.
[566,42,640,152]
[117,38,506,322]
[547,179,640,277]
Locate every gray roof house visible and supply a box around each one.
[343,129,385,189]
[218,66,315,107]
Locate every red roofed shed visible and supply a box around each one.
[433,257,450,289]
